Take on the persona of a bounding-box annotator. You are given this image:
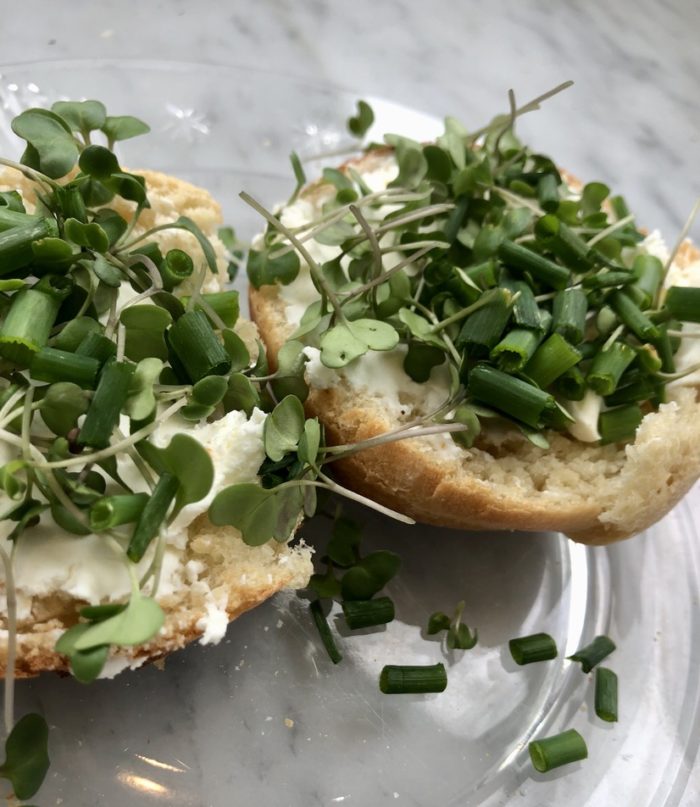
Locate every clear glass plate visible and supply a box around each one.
[0,60,698,807]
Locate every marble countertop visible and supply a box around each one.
[1,2,699,806]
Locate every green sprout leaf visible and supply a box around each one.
[223,373,260,416]
[73,592,164,650]
[326,515,362,567]
[64,218,110,252]
[145,433,214,516]
[0,713,50,800]
[309,562,342,599]
[101,114,150,143]
[121,304,172,362]
[78,144,120,180]
[247,247,300,288]
[192,375,228,406]
[347,100,375,138]
[125,358,163,420]
[263,395,306,462]
[403,342,445,383]
[55,623,109,683]
[0,460,27,500]
[40,382,90,436]
[447,622,478,650]
[12,108,79,178]
[221,329,250,371]
[320,318,399,368]
[298,418,321,467]
[271,340,309,402]
[171,215,218,274]
[209,482,303,546]
[52,100,107,134]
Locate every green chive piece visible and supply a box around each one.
[457,294,512,356]
[628,255,663,309]
[534,214,594,274]
[568,635,616,672]
[379,663,447,694]
[552,288,588,344]
[181,290,240,328]
[159,248,194,290]
[599,404,643,444]
[30,347,100,388]
[634,343,662,374]
[653,326,676,373]
[75,331,118,365]
[342,597,395,630]
[525,333,582,389]
[468,365,556,428]
[89,493,149,532]
[610,292,660,341]
[537,173,560,213]
[594,667,618,722]
[0,206,41,233]
[464,259,498,289]
[0,216,59,275]
[555,366,587,401]
[78,361,135,449]
[498,239,571,290]
[587,343,636,396]
[605,376,660,406]
[502,276,541,329]
[508,632,558,665]
[582,270,635,290]
[0,275,72,366]
[491,328,541,372]
[167,310,232,382]
[529,729,588,773]
[126,472,179,562]
[664,286,700,323]
[310,599,342,664]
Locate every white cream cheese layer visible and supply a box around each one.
[0,407,267,641]
[278,154,698,443]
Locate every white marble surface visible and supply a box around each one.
[0,2,699,806]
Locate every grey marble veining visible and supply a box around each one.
[0,2,699,806]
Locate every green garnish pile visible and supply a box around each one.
[247,85,700,449]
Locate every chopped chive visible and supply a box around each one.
[552,288,588,344]
[599,404,643,444]
[534,214,594,273]
[664,286,700,323]
[310,599,342,664]
[634,343,662,374]
[89,493,149,531]
[652,326,676,373]
[568,635,616,672]
[0,216,59,275]
[587,343,636,396]
[605,376,660,406]
[468,364,556,428]
[78,361,135,449]
[457,294,512,356]
[181,290,240,328]
[508,632,558,665]
[464,259,498,289]
[342,597,395,630]
[596,306,618,337]
[502,276,541,329]
[498,239,571,290]
[379,663,447,694]
[0,275,72,366]
[582,270,635,290]
[126,472,179,562]
[491,328,541,372]
[0,206,41,232]
[159,248,194,290]
[167,310,232,382]
[610,292,660,341]
[529,729,588,773]
[537,173,560,213]
[75,331,118,365]
[628,255,663,310]
[524,333,582,389]
[594,667,618,722]
[555,366,587,401]
[30,347,100,388]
